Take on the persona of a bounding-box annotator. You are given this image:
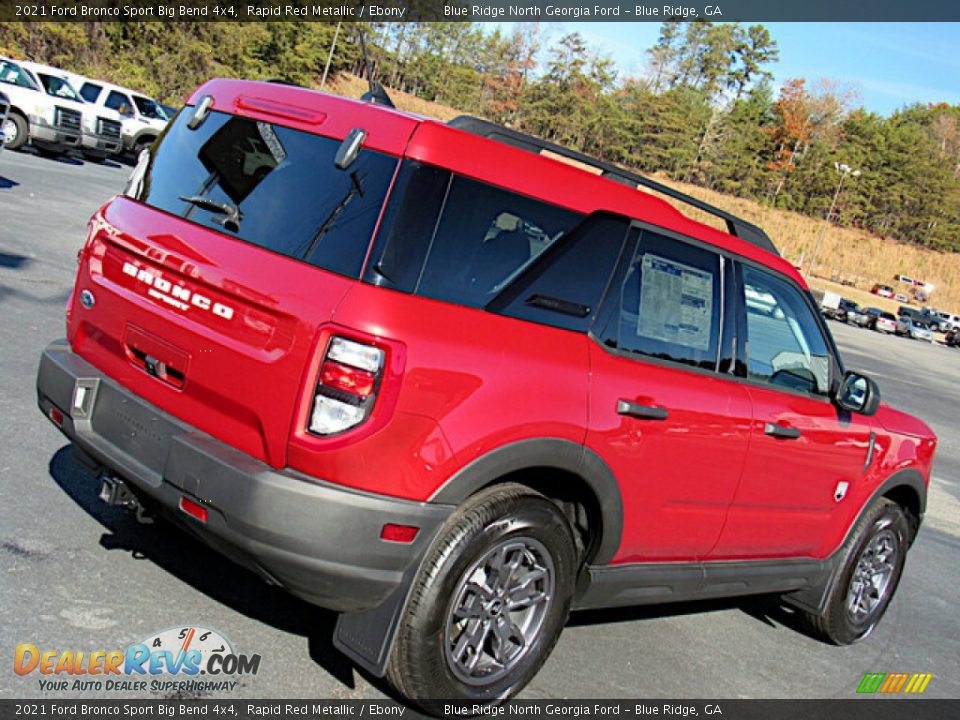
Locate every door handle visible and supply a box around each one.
[764,422,802,439]
[617,399,669,421]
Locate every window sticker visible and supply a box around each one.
[638,253,713,350]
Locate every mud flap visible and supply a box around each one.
[333,564,418,677]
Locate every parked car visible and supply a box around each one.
[845,305,868,326]
[824,296,857,321]
[36,79,937,708]
[858,307,882,328]
[0,90,8,153]
[18,60,123,162]
[896,316,933,342]
[923,310,957,333]
[65,73,169,156]
[871,310,898,333]
[894,293,910,303]
[0,55,82,155]
[871,283,895,298]
[836,299,865,324]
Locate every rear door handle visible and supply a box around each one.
[764,422,802,439]
[617,399,669,421]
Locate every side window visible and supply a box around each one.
[80,83,102,104]
[106,90,133,116]
[741,264,831,395]
[488,214,630,332]
[596,229,722,371]
[414,175,583,309]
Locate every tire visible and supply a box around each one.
[387,483,577,709]
[2,113,28,151]
[799,499,909,645]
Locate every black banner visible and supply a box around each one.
[3,0,960,22]
[0,700,958,720]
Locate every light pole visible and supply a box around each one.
[806,162,860,278]
[320,21,342,90]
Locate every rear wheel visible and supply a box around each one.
[798,499,909,645]
[2,113,28,150]
[387,484,577,709]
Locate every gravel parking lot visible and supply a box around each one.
[1,149,958,701]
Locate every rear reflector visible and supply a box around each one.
[179,496,209,523]
[48,406,64,427]
[380,524,419,543]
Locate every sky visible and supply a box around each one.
[493,22,960,115]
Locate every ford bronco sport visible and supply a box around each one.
[37,79,936,706]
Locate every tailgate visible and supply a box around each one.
[71,197,356,467]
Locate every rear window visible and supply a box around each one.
[131,110,397,278]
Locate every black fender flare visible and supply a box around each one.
[784,467,928,615]
[429,438,624,566]
[335,439,624,677]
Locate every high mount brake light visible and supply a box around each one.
[309,336,384,437]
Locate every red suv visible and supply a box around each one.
[37,79,936,706]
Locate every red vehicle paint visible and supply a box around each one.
[38,78,936,706]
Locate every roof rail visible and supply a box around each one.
[448,115,779,256]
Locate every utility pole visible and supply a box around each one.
[807,162,860,278]
[320,21,342,90]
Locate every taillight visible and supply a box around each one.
[308,336,384,436]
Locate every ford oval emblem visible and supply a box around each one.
[79,289,95,309]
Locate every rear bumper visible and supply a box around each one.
[37,340,453,612]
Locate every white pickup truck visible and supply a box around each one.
[19,60,124,161]
[0,90,8,154]
[65,72,170,156]
[1,55,83,155]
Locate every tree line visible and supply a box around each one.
[2,20,958,252]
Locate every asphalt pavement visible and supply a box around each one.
[1,149,957,702]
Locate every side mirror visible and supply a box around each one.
[835,371,881,416]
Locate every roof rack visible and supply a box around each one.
[448,116,779,256]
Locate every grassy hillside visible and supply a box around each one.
[327,74,960,312]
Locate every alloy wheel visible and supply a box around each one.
[444,537,555,686]
[846,528,898,623]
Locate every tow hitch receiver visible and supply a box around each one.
[98,475,154,524]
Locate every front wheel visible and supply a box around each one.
[387,484,577,708]
[799,498,909,645]
[2,114,28,150]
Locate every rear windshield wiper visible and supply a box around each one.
[179,195,243,231]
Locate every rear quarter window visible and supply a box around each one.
[133,110,398,278]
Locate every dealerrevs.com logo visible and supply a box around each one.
[14,626,260,693]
